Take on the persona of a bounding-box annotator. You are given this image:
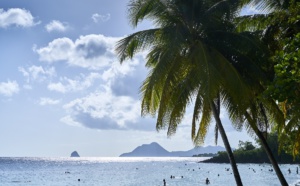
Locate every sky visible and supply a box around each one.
[0,0,257,157]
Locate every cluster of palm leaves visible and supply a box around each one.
[115,0,299,185]
[238,0,300,164]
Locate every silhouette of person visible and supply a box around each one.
[163,179,166,186]
[206,178,210,184]
[288,168,291,174]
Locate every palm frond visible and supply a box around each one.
[128,0,166,27]
[235,14,273,32]
[194,98,212,146]
[115,29,159,62]
[192,93,203,140]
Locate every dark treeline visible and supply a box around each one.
[202,133,300,164]
[193,153,217,157]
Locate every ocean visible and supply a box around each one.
[0,157,299,186]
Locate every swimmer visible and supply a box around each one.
[206,178,210,184]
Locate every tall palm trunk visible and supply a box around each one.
[211,101,243,186]
[256,130,288,186]
[245,112,288,186]
[254,129,288,186]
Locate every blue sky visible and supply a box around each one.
[0,0,256,157]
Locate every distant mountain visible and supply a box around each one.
[70,151,80,157]
[120,142,171,157]
[119,142,226,157]
[170,145,226,157]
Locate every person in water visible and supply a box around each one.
[206,178,210,184]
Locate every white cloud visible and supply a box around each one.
[47,82,66,93]
[91,13,111,23]
[47,72,102,93]
[18,65,56,83]
[39,97,60,105]
[0,8,37,28]
[103,57,147,97]
[35,34,121,70]
[61,87,155,131]
[34,37,73,62]
[0,80,19,96]
[60,115,82,127]
[34,34,154,131]
[45,20,68,32]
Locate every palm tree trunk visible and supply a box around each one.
[211,101,243,186]
[253,127,288,186]
[243,112,288,186]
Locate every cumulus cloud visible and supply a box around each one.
[0,8,38,28]
[107,57,147,97]
[0,80,19,96]
[61,87,155,131]
[18,65,56,83]
[57,54,156,131]
[34,34,154,130]
[35,34,121,70]
[47,72,102,93]
[39,97,60,105]
[91,13,111,23]
[45,20,68,32]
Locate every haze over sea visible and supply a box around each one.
[1,157,299,186]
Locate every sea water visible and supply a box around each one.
[0,157,299,186]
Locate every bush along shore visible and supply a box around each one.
[200,134,300,164]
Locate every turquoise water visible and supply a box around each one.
[0,157,299,186]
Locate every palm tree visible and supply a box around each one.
[234,98,289,186]
[115,0,270,185]
[225,21,290,183]
[233,1,300,185]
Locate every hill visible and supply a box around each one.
[120,142,171,157]
[119,142,225,157]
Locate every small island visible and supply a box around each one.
[70,151,80,157]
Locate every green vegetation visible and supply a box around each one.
[204,134,300,164]
[236,0,300,158]
[193,153,217,157]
